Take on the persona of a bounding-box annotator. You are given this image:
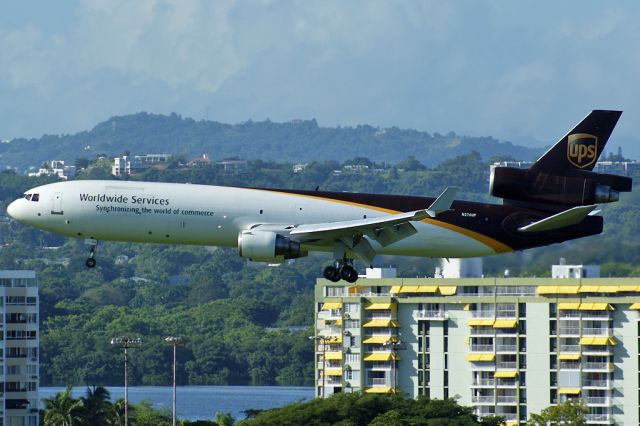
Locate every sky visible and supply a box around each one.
[1,0,640,155]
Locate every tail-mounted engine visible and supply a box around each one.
[238,230,307,262]
[490,166,632,210]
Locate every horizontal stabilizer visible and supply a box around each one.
[518,205,598,233]
[427,187,457,217]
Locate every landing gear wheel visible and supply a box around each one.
[340,265,358,283]
[323,266,340,282]
[85,258,97,268]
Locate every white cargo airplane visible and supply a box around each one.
[6,111,631,283]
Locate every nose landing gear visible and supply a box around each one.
[323,259,358,283]
[85,239,98,268]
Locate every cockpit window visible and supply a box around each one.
[31,194,39,202]
[24,194,32,201]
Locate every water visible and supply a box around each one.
[40,386,314,421]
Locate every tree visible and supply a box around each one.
[214,411,234,426]
[42,386,84,426]
[527,399,587,425]
[80,386,113,426]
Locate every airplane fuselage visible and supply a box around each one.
[7,180,602,259]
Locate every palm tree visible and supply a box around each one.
[43,386,83,426]
[110,397,135,426]
[80,386,113,426]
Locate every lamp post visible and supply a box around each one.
[384,338,402,392]
[309,335,338,398]
[165,336,185,426]
[111,337,141,426]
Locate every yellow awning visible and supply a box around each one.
[362,336,398,344]
[598,286,619,293]
[558,388,581,395]
[324,369,342,376]
[537,286,580,295]
[365,387,394,394]
[579,337,616,346]
[493,320,517,328]
[333,319,342,326]
[558,302,581,310]
[630,303,640,310]
[363,353,400,362]
[463,304,471,311]
[494,371,517,378]
[390,286,402,294]
[319,335,342,343]
[578,285,599,293]
[397,285,420,293]
[579,303,613,311]
[468,319,495,326]
[558,353,581,361]
[618,285,640,292]
[417,285,438,293]
[365,302,394,310]
[438,286,457,295]
[324,352,342,360]
[557,286,580,294]
[363,319,400,328]
[322,302,342,310]
[465,353,495,362]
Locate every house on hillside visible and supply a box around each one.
[28,160,76,180]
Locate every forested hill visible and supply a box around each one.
[0,112,542,171]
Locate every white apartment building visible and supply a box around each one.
[0,271,39,426]
[314,267,640,425]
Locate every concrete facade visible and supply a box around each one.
[0,271,39,426]
[313,273,640,425]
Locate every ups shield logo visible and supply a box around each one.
[567,133,598,168]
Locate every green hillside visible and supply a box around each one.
[0,112,541,172]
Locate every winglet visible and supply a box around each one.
[426,187,457,217]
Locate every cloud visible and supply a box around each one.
[0,0,639,160]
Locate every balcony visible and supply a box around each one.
[584,397,611,406]
[559,345,580,353]
[469,327,494,336]
[471,379,495,387]
[365,312,393,320]
[496,395,517,404]
[415,310,447,320]
[367,378,389,387]
[585,413,611,423]
[581,346,613,355]
[471,311,495,319]
[583,362,612,372]
[582,328,610,336]
[471,396,495,404]
[496,379,517,387]
[496,362,517,369]
[470,345,494,352]
[583,380,611,389]
[581,311,610,319]
[559,311,580,319]
[558,327,580,336]
[496,345,517,353]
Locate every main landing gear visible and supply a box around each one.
[85,238,98,268]
[323,259,358,283]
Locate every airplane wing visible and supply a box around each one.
[518,204,597,233]
[290,187,457,265]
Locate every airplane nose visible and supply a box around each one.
[6,200,22,220]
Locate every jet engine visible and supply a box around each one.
[238,230,306,262]
[490,166,632,209]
